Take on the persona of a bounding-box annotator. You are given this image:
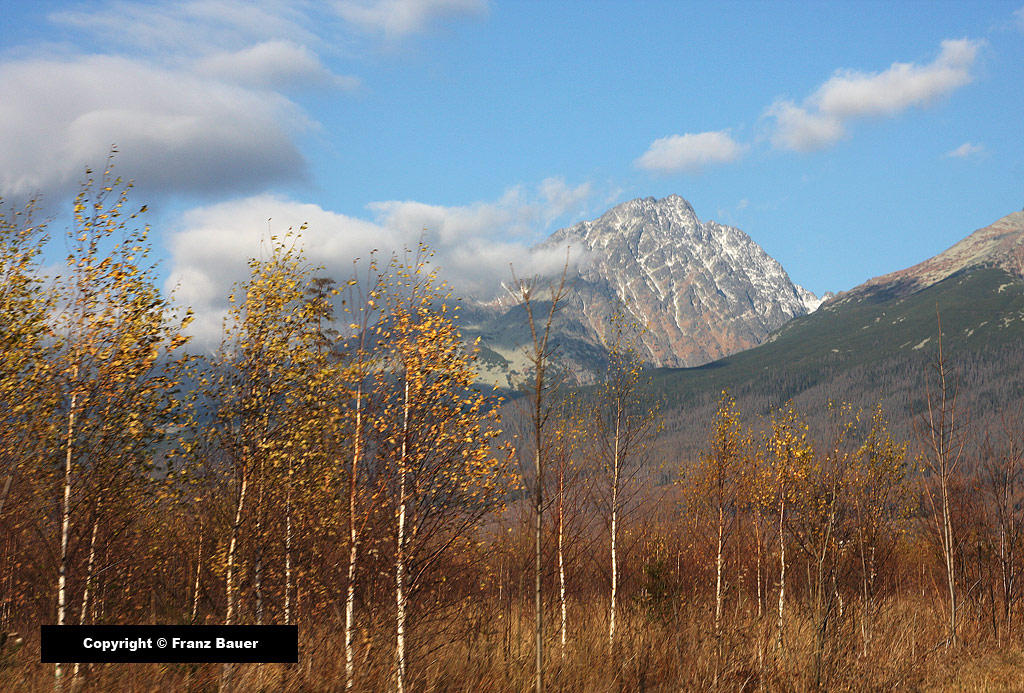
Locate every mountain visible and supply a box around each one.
[463,195,819,385]
[835,210,1024,303]
[646,211,1024,460]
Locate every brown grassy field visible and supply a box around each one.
[5,589,1024,691]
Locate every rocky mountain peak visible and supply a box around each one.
[466,195,820,384]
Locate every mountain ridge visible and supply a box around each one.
[833,211,1024,304]
[645,209,1024,459]
[464,194,819,385]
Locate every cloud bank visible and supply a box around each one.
[166,179,594,345]
[0,55,310,201]
[0,0,480,203]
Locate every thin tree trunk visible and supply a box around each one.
[285,460,293,626]
[55,387,77,692]
[927,313,959,648]
[714,504,724,687]
[715,506,724,635]
[79,519,98,625]
[609,410,620,647]
[71,518,98,686]
[755,510,763,619]
[557,467,566,654]
[534,442,543,693]
[345,385,362,691]
[396,379,409,693]
[225,469,248,625]
[192,520,204,623]
[777,492,786,651]
[859,533,869,657]
[942,479,956,645]
[254,474,264,626]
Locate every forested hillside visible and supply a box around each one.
[651,265,1024,460]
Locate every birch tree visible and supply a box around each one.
[200,231,321,627]
[548,395,586,654]
[768,403,813,651]
[0,200,54,645]
[507,260,570,693]
[915,312,968,647]
[313,262,384,691]
[593,324,657,648]
[683,392,747,638]
[376,249,505,692]
[978,412,1024,646]
[849,406,908,655]
[50,166,191,690]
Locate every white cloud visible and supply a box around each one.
[6,0,489,202]
[167,195,397,345]
[814,39,979,118]
[335,0,487,38]
[196,41,359,90]
[166,181,594,346]
[767,39,982,152]
[635,131,746,174]
[0,2,368,202]
[766,101,845,152]
[0,55,309,201]
[1016,6,1024,31]
[945,142,984,158]
[51,1,324,59]
[539,178,594,221]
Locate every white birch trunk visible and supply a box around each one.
[225,471,248,625]
[254,538,263,625]
[395,379,409,693]
[557,472,566,653]
[755,511,763,619]
[715,507,724,635]
[942,479,956,645]
[79,520,98,625]
[345,385,362,691]
[285,461,293,626]
[777,492,786,651]
[71,518,98,685]
[55,387,77,691]
[609,410,620,647]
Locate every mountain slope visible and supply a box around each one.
[646,211,1024,458]
[464,195,818,385]
[838,211,1024,303]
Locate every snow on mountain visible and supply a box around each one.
[464,194,819,384]
[536,194,815,367]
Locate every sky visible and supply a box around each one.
[1,0,1023,344]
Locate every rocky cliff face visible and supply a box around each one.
[464,194,819,385]
[541,194,817,367]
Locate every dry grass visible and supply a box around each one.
[5,593,1024,691]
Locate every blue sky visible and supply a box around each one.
[1,1,1022,342]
